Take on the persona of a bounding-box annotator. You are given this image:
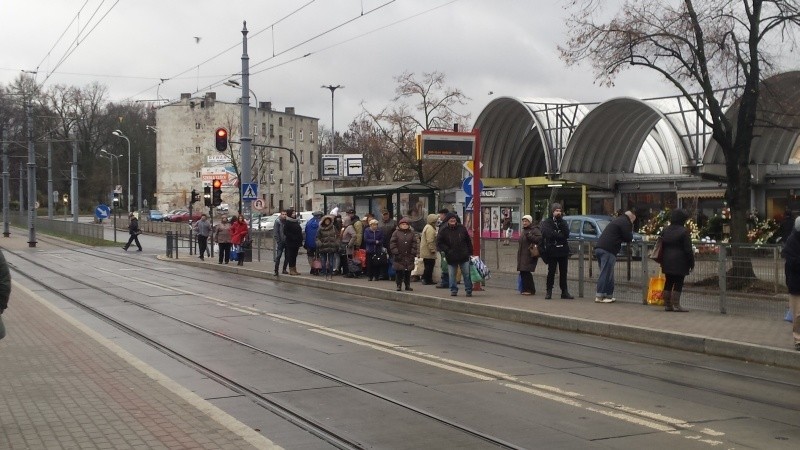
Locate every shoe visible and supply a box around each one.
[122,246,128,251]
[282,270,289,274]
[466,292,472,297]
[368,277,373,281]
[405,287,413,291]
[396,286,402,291]
[545,291,552,299]
[218,261,222,264]
[795,343,800,351]
[595,297,615,303]
[436,285,448,289]
[136,249,142,252]
[521,292,532,296]
[450,292,457,296]
[561,292,575,299]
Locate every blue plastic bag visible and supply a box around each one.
[786,306,793,322]
[387,257,396,277]
[517,274,523,293]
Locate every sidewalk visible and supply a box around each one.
[171,250,800,371]
[0,236,277,449]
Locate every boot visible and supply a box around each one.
[663,290,674,312]
[289,267,300,276]
[561,292,575,299]
[237,255,244,266]
[545,290,552,300]
[672,291,688,312]
[274,264,279,276]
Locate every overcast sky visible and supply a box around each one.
[0,0,726,132]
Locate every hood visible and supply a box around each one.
[426,213,438,225]
[320,215,334,228]
[669,209,688,226]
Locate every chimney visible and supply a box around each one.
[260,101,272,111]
[204,92,216,107]
[285,106,295,115]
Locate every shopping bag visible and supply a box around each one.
[786,306,794,322]
[469,260,484,283]
[354,248,367,269]
[649,237,664,264]
[470,256,490,280]
[647,274,666,305]
[517,274,524,293]
[410,257,425,277]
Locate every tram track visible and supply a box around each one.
[6,243,524,450]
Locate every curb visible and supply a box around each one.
[158,255,800,370]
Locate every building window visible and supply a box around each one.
[196,171,201,178]
[309,171,314,183]
[195,123,201,129]
[269,124,274,137]
[279,157,283,171]
[300,150,304,164]
[279,135,283,146]
[290,171,294,184]
[279,179,284,192]
[261,123,266,136]
[196,146,200,153]
[289,127,294,140]
[310,151,314,165]
[270,169,274,184]
[299,130,304,141]
[310,130,314,143]
[279,117,283,126]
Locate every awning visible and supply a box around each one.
[677,189,725,199]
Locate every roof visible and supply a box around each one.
[317,181,436,196]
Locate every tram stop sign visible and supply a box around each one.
[95,204,111,220]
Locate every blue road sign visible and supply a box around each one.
[95,204,111,219]
[462,176,483,195]
[464,195,473,212]
[241,183,258,201]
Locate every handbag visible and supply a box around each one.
[312,257,322,270]
[529,243,540,258]
[371,250,388,265]
[647,274,666,306]
[649,237,664,263]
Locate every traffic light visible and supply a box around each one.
[112,192,120,207]
[215,128,228,152]
[212,179,222,206]
[203,186,212,207]
[190,189,200,204]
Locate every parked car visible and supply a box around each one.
[148,210,164,221]
[163,209,187,221]
[562,215,643,259]
[251,213,280,231]
[170,211,203,222]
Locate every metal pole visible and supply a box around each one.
[322,85,343,154]
[18,163,23,215]
[137,150,142,215]
[47,139,53,220]
[71,133,79,223]
[26,100,37,247]
[2,127,9,237]
[240,22,252,224]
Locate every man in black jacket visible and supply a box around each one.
[594,208,636,303]
[0,248,10,340]
[436,213,473,297]
[540,203,573,299]
[781,216,800,351]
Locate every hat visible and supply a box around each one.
[438,208,450,214]
[551,203,562,212]
[795,216,800,232]
[398,218,410,225]
[522,215,533,222]
[346,208,355,214]
[369,219,379,225]
[312,211,323,217]
[329,207,339,216]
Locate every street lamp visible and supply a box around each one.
[321,85,343,154]
[100,149,121,189]
[111,130,132,213]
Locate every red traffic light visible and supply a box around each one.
[212,179,222,189]
[215,127,229,151]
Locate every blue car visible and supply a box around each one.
[148,210,164,222]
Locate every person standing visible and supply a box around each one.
[304,211,323,275]
[435,208,451,289]
[540,203,573,299]
[230,215,249,266]
[379,209,397,279]
[593,208,636,303]
[390,218,419,291]
[214,216,232,264]
[517,215,542,296]
[419,213,439,285]
[659,209,694,312]
[123,215,142,251]
[364,219,385,281]
[194,214,212,261]
[315,215,340,280]
[436,213,473,297]
[349,209,364,250]
[501,213,513,245]
[781,216,800,351]
[340,216,357,275]
[273,210,287,275]
[0,248,11,341]
[283,208,304,276]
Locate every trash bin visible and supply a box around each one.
[240,239,253,262]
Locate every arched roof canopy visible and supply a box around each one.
[474,97,588,178]
[560,97,691,188]
[702,71,800,182]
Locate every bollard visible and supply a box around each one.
[577,239,584,298]
[166,231,173,258]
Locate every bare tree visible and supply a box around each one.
[363,71,470,186]
[560,0,800,249]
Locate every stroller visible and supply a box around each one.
[346,255,363,278]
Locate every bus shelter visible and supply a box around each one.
[318,182,437,231]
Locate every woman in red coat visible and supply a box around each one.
[230,215,250,266]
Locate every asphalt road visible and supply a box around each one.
[6,239,799,449]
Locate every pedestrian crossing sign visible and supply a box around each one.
[241,183,258,200]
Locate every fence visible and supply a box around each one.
[9,214,104,240]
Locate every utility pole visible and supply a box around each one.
[71,128,79,224]
[26,100,36,247]
[321,85,343,154]
[47,139,53,219]
[2,127,8,237]
[239,22,253,224]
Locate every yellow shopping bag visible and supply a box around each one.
[647,274,666,306]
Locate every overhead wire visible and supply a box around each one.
[34,0,90,76]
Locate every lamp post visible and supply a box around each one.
[100,149,121,189]
[321,85,343,154]
[112,130,132,214]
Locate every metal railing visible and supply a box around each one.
[8,214,104,240]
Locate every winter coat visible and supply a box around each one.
[283,217,304,249]
[304,217,321,250]
[230,220,249,245]
[315,216,340,254]
[352,217,364,248]
[273,217,285,245]
[0,249,10,312]
[436,219,473,265]
[596,214,633,255]
[419,214,439,259]
[540,216,570,258]
[782,229,800,295]
[128,218,140,235]
[517,223,542,272]
[194,219,212,237]
[341,225,357,255]
[390,227,419,271]
[364,227,385,254]
[214,222,232,244]
[380,217,397,247]
[659,224,695,276]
